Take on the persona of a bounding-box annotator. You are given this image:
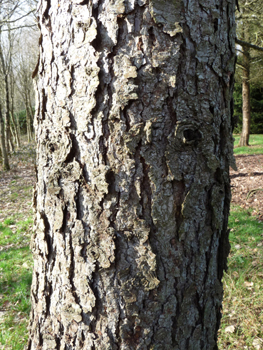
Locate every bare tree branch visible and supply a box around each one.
[236,62,247,71]
[1,9,35,25]
[1,23,37,31]
[236,38,263,52]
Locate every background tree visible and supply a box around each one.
[0,29,14,152]
[8,23,21,148]
[0,0,37,170]
[234,83,263,135]
[15,29,38,141]
[27,0,236,349]
[235,0,263,146]
[0,102,9,170]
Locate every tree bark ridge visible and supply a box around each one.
[28,0,236,349]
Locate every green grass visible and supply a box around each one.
[0,218,33,247]
[0,219,33,350]
[2,208,262,350]
[218,206,263,349]
[234,134,263,155]
[3,218,15,226]
[1,136,263,348]
[0,137,35,350]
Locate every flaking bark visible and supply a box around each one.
[27,0,236,349]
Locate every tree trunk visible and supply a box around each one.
[0,104,10,171]
[10,109,20,148]
[5,74,15,153]
[10,67,20,148]
[27,1,236,349]
[15,110,21,140]
[238,17,251,147]
[25,93,33,142]
[0,43,14,153]
[238,51,250,146]
[28,91,35,133]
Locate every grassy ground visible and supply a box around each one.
[234,134,263,155]
[0,221,33,350]
[0,140,35,350]
[218,207,263,349]
[219,133,263,348]
[1,136,263,349]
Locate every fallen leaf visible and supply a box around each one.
[232,271,239,278]
[22,262,30,269]
[225,325,235,333]
[244,281,254,288]
[252,338,262,350]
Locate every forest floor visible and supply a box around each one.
[0,138,263,349]
[218,154,263,349]
[0,139,35,350]
[231,154,263,220]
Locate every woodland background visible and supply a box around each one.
[1,0,263,163]
[0,0,263,349]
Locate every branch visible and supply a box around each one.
[1,9,36,25]
[236,62,246,71]
[1,23,37,31]
[236,47,245,54]
[247,188,263,199]
[236,38,263,52]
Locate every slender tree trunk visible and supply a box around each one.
[238,51,250,146]
[238,19,251,147]
[0,42,14,153]
[10,109,20,148]
[0,104,10,171]
[27,1,236,349]
[10,68,20,148]
[5,19,16,152]
[28,90,35,134]
[2,71,14,153]
[25,94,32,142]
[16,111,21,140]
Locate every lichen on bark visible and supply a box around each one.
[28,0,236,349]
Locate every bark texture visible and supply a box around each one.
[28,0,236,349]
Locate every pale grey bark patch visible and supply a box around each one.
[149,0,183,36]
[27,0,236,349]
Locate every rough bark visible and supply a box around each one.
[28,0,236,349]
